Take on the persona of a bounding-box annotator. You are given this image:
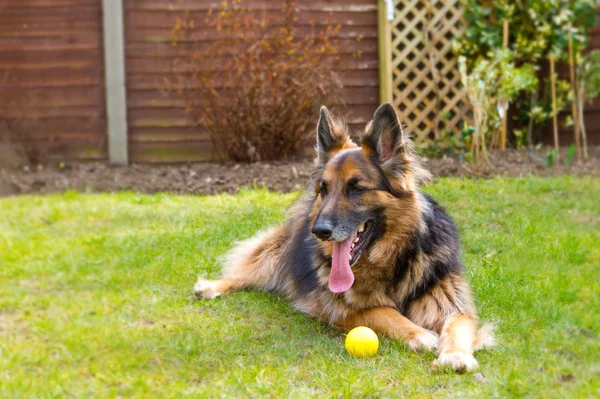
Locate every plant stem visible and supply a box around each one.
[500,18,509,151]
[550,55,559,162]
[578,87,589,159]
[526,90,537,148]
[568,30,581,156]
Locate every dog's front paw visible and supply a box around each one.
[433,351,478,373]
[407,329,439,352]
[193,278,222,299]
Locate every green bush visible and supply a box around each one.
[454,0,598,148]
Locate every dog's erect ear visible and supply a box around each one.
[316,106,335,157]
[315,106,350,164]
[362,103,406,166]
[362,102,404,161]
[362,102,431,187]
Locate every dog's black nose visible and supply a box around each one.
[312,220,333,240]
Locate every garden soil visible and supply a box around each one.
[1,148,599,197]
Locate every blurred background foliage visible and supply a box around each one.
[449,0,599,164]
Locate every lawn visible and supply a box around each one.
[1,177,599,398]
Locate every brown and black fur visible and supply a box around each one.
[194,103,494,371]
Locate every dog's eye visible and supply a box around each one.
[319,182,328,197]
[348,178,365,194]
[351,185,365,193]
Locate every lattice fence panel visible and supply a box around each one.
[391,0,471,142]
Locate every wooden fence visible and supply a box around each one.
[124,0,380,163]
[0,0,598,164]
[0,0,106,162]
[381,0,471,142]
[379,0,600,146]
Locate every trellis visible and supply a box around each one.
[378,0,471,142]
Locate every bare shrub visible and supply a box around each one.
[166,0,343,162]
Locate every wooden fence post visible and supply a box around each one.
[102,0,129,165]
[378,0,393,103]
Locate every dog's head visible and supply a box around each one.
[310,103,431,293]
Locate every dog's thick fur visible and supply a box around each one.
[194,103,494,371]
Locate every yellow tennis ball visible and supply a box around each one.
[345,326,379,358]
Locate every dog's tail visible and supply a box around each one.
[473,323,496,351]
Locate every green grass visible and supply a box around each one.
[1,177,599,398]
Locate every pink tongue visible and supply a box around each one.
[329,232,356,293]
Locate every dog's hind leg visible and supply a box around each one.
[194,227,286,299]
[193,277,245,300]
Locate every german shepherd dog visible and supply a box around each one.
[194,103,494,371]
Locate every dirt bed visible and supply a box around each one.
[1,148,599,197]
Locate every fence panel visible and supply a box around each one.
[123,0,380,163]
[389,0,471,142]
[0,0,106,162]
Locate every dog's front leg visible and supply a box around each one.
[433,313,478,372]
[334,307,438,352]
